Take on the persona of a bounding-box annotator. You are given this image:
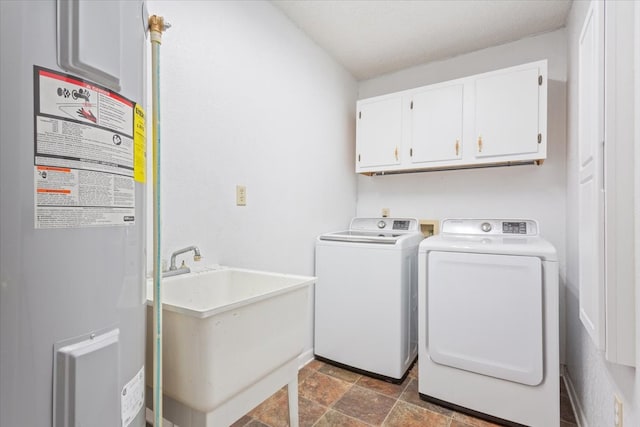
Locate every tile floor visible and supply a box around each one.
[230,359,579,427]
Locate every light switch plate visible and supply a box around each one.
[236,185,247,206]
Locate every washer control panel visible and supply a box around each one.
[351,217,419,232]
[392,220,411,230]
[441,219,539,236]
[502,221,528,234]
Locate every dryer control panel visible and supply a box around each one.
[441,219,539,236]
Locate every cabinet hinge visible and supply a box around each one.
[538,133,542,143]
[410,148,413,157]
[358,154,361,162]
[538,75,543,86]
[358,111,361,119]
[410,101,413,109]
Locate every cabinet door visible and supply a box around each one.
[410,84,463,164]
[474,66,541,158]
[356,97,402,169]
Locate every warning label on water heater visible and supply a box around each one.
[33,66,137,228]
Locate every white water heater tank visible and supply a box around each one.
[1,1,148,426]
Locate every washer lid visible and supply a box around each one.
[319,230,404,244]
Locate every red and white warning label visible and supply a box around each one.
[33,66,137,228]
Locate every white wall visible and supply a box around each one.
[145,0,357,275]
[565,1,639,427]
[144,0,358,359]
[357,30,568,361]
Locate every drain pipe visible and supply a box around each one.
[148,14,170,427]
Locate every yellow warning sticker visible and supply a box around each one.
[133,104,146,183]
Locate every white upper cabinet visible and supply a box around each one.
[409,83,464,165]
[355,96,403,169]
[474,66,543,159]
[355,60,548,175]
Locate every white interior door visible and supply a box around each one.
[602,0,637,366]
[577,0,606,351]
[427,251,543,386]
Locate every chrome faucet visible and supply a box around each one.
[163,246,202,277]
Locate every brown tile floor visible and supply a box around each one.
[230,359,579,427]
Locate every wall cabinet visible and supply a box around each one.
[474,66,543,159]
[410,83,464,165]
[355,60,547,175]
[355,97,403,168]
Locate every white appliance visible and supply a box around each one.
[418,219,559,427]
[314,217,424,382]
[1,2,147,426]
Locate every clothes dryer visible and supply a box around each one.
[418,219,559,427]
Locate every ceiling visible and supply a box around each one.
[271,0,573,80]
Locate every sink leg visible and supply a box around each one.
[287,377,299,427]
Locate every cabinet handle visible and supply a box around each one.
[455,139,459,156]
[394,147,399,161]
[477,136,483,153]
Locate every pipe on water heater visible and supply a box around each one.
[148,14,170,427]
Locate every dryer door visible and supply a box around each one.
[427,251,543,386]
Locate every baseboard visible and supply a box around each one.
[562,365,588,427]
[298,348,315,369]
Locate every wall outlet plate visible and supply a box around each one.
[614,395,623,427]
[236,185,247,206]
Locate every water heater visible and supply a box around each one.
[1,1,148,426]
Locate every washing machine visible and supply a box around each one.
[418,219,559,427]
[314,217,424,382]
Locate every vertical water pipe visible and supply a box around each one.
[148,14,169,427]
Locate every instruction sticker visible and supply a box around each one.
[121,366,145,427]
[133,104,146,183]
[33,66,137,228]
